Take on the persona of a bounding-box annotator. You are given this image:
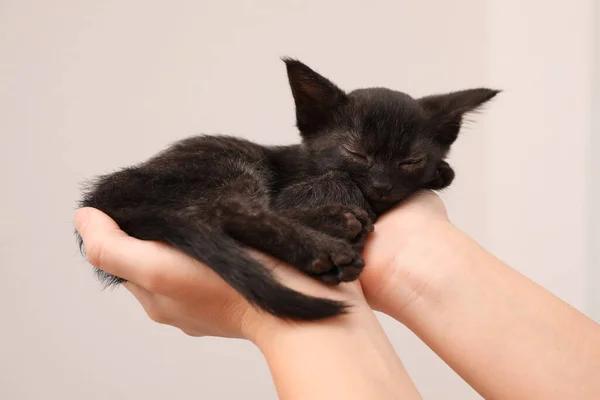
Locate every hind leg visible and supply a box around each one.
[273,171,375,250]
[216,197,365,284]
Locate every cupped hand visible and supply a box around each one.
[360,190,452,315]
[75,191,450,339]
[74,208,367,342]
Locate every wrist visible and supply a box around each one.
[252,304,420,400]
[362,217,463,319]
[250,300,375,352]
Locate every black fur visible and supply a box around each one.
[77,59,498,320]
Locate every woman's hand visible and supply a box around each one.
[74,192,448,341]
[360,190,451,315]
[75,207,422,399]
[74,207,367,342]
[360,191,600,399]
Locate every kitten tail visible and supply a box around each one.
[82,211,349,321]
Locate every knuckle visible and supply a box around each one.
[85,240,107,270]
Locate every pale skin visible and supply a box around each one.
[75,191,600,399]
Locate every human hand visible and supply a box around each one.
[361,190,600,400]
[74,207,368,343]
[360,190,453,316]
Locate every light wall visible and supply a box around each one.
[591,0,600,323]
[0,1,594,399]
[485,0,593,311]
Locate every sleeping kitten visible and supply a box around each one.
[77,59,498,320]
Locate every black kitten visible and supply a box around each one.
[77,59,498,320]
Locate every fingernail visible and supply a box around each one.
[74,208,90,233]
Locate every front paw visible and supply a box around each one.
[313,205,374,249]
[424,161,455,190]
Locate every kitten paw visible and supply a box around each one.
[327,205,374,250]
[286,204,374,249]
[342,206,374,249]
[308,240,365,284]
[424,161,455,190]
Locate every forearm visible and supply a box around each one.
[255,305,422,400]
[384,222,600,399]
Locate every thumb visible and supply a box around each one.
[75,207,122,239]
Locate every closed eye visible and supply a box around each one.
[397,156,426,168]
[342,146,371,163]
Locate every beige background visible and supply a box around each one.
[0,1,596,399]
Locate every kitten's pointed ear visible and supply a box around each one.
[420,88,500,145]
[283,58,348,134]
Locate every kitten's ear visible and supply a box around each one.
[283,58,348,134]
[420,88,500,145]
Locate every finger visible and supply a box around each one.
[75,207,148,284]
[75,207,211,291]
